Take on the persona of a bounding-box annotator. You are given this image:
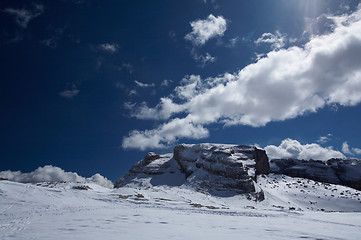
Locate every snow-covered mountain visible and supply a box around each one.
[1,143,361,239]
[116,143,270,200]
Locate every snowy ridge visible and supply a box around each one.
[270,158,361,190]
[1,172,361,239]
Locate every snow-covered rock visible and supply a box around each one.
[270,158,361,190]
[116,143,270,201]
[114,152,186,188]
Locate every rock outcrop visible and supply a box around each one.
[173,144,269,198]
[270,158,361,190]
[116,143,270,201]
[114,153,184,188]
[115,143,361,199]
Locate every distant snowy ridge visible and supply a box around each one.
[270,158,361,190]
[0,165,113,188]
[116,143,361,199]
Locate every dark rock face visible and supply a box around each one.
[173,144,269,200]
[270,158,361,190]
[254,148,270,175]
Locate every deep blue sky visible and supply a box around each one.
[1,0,361,182]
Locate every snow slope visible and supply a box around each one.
[1,174,361,240]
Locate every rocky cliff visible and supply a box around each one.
[270,158,361,190]
[116,143,270,201]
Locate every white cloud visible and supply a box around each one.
[123,7,361,150]
[342,141,361,155]
[134,80,155,88]
[265,139,345,161]
[185,14,227,46]
[129,98,186,120]
[342,141,353,155]
[87,173,113,188]
[304,15,336,38]
[99,43,119,53]
[0,165,113,188]
[317,134,332,144]
[122,117,209,150]
[4,3,44,28]
[255,31,287,50]
[353,147,361,155]
[128,89,137,96]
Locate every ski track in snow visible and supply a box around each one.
[1,175,361,240]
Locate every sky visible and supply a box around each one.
[1,0,361,182]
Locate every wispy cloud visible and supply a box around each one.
[40,27,66,49]
[4,3,44,28]
[317,134,332,144]
[255,31,287,50]
[265,138,345,161]
[134,80,155,88]
[60,83,80,99]
[98,43,119,53]
[122,63,133,74]
[60,89,79,99]
[123,7,361,150]
[342,141,361,155]
[191,50,216,66]
[226,37,239,48]
[185,14,227,46]
[161,79,172,87]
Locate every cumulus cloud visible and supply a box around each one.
[185,14,227,46]
[342,141,361,155]
[342,141,353,154]
[122,117,209,150]
[255,31,287,50]
[4,3,44,28]
[353,148,361,155]
[264,139,345,161]
[98,43,119,53]
[134,80,155,88]
[129,98,185,120]
[0,165,113,188]
[123,7,361,150]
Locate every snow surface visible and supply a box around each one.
[1,174,361,240]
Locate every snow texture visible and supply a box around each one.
[1,173,361,239]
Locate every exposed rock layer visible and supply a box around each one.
[116,143,270,201]
[270,158,361,191]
